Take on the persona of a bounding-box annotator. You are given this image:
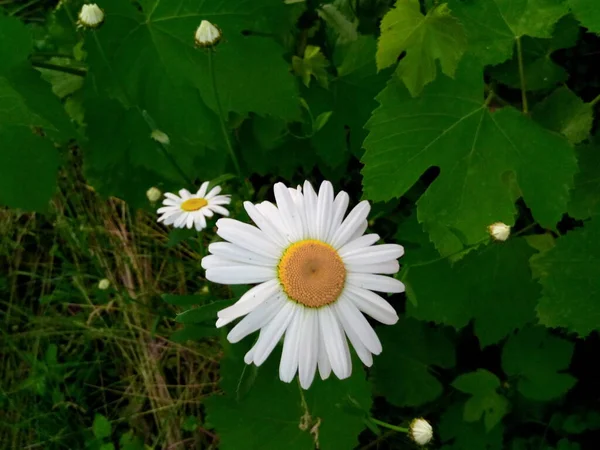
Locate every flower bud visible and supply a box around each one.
[78,4,104,29]
[488,222,511,241]
[195,20,221,48]
[409,418,433,446]
[151,129,170,145]
[146,187,162,203]
[98,279,110,290]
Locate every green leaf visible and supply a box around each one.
[170,324,219,343]
[532,87,593,144]
[502,326,576,400]
[99,444,115,450]
[531,219,600,337]
[92,413,112,439]
[317,4,358,44]
[182,415,200,431]
[406,238,539,347]
[175,300,235,324]
[452,369,509,431]
[449,0,569,65]
[568,144,600,219]
[439,403,504,450]
[292,45,330,88]
[370,318,455,407]
[119,431,145,450]
[568,0,600,33]
[86,0,299,119]
[362,57,576,255]
[163,294,206,308]
[206,347,371,450]
[376,0,467,96]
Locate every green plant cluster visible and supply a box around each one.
[2,0,600,449]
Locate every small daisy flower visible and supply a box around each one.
[77,4,104,29]
[157,182,231,231]
[488,222,511,241]
[195,20,221,48]
[409,418,433,446]
[202,180,404,389]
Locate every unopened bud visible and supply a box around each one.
[409,418,433,446]
[195,20,221,48]
[146,187,162,203]
[78,4,104,29]
[151,129,170,145]
[488,222,511,241]
[98,279,110,290]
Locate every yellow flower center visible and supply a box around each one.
[181,198,208,212]
[278,239,346,308]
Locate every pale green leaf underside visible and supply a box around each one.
[568,0,600,33]
[362,57,576,255]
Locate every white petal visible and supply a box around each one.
[227,295,285,342]
[157,206,179,213]
[330,201,371,249]
[298,308,319,389]
[209,196,231,206]
[316,181,334,241]
[200,255,234,269]
[347,273,405,293]
[179,189,191,199]
[345,286,399,325]
[289,188,309,239]
[350,220,369,241]
[161,199,179,206]
[207,242,278,267]
[273,183,303,242]
[338,234,380,256]
[336,296,382,355]
[346,260,400,274]
[197,181,209,197]
[206,266,275,285]
[252,302,297,366]
[216,280,281,325]
[205,185,222,200]
[244,345,255,364]
[343,244,405,264]
[158,210,181,222]
[319,306,352,380]
[162,211,182,225]
[279,310,303,383]
[174,212,188,228]
[256,201,288,239]
[325,191,349,243]
[303,180,319,239]
[202,207,214,218]
[164,192,181,201]
[216,218,282,259]
[333,301,373,366]
[317,331,332,380]
[186,213,195,229]
[243,201,288,247]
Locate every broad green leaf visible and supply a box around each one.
[376,0,467,96]
[531,219,600,337]
[99,444,115,450]
[292,45,330,88]
[568,0,600,33]
[452,369,509,431]
[568,144,600,219]
[170,325,219,343]
[502,326,576,400]
[92,413,112,439]
[371,318,455,407]
[449,0,569,65]
[86,0,299,119]
[309,36,389,168]
[439,403,504,450]
[532,87,593,144]
[489,15,580,92]
[362,57,576,255]
[317,4,358,44]
[206,347,371,450]
[175,300,235,323]
[406,238,539,347]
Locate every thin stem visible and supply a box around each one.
[31,61,87,77]
[589,93,600,107]
[370,418,409,434]
[208,51,242,177]
[516,36,528,114]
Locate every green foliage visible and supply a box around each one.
[92,414,112,439]
[376,0,467,96]
[568,143,600,219]
[502,326,576,400]
[452,369,509,431]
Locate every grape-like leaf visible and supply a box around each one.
[531,219,600,337]
[568,0,600,33]
[376,0,467,96]
[206,346,371,450]
[362,56,576,255]
[405,238,539,347]
[292,45,330,88]
[532,87,593,144]
[449,0,569,65]
[439,403,504,450]
[502,326,576,400]
[452,369,509,431]
[370,318,455,407]
[568,144,600,219]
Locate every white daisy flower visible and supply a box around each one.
[77,4,104,29]
[202,180,404,389]
[409,418,433,446]
[157,182,231,231]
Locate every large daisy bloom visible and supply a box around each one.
[157,182,230,231]
[202,180,404,389]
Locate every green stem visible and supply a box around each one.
[589,93,600,107]
[370,418,409,434]
[31,61,87,77]
[208,51,242,177]
[515,36,528,114]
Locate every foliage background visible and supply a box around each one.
[1,0,600,448]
